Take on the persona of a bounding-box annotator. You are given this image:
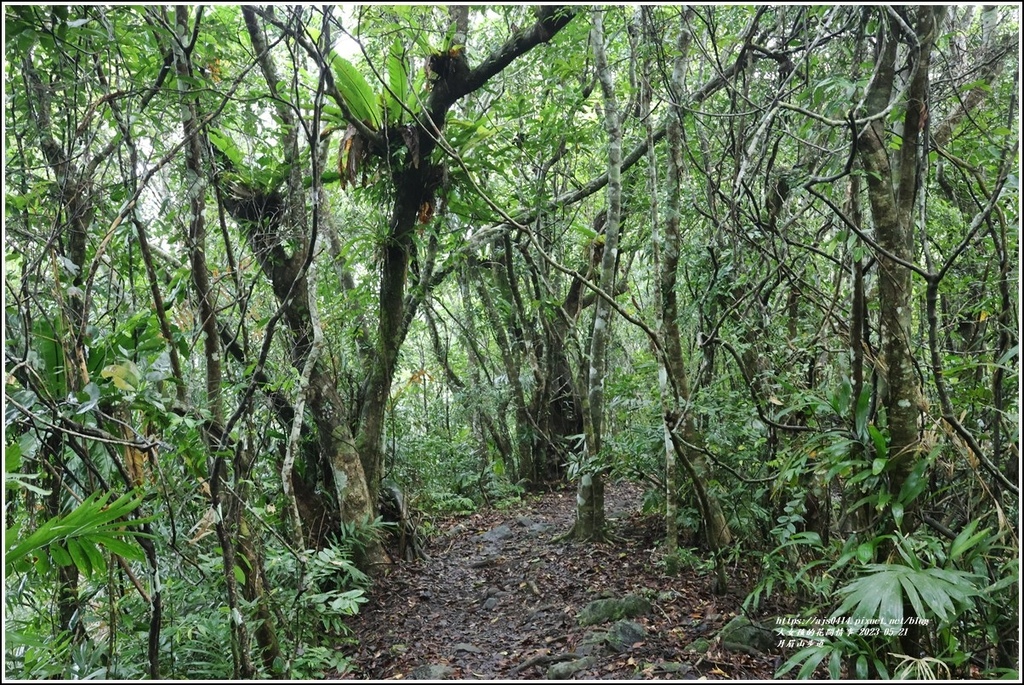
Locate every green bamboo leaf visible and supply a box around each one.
[869,425,887,459]
[853,385,871,438]
[65,538,92,576]
[950,521,989,561]
[50,543,72,567]
[81,537,107,576]
[95,535,146,562]
[797,646,829,679]
[828,649,843,679]
[855,655,869,679]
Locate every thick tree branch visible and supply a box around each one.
[451,6,577,106]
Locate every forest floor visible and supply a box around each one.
[340,480,780,680]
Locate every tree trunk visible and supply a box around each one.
[175,7,254,678]
[574,7,621,542]
[856,6,944,500]
[659,9,732,588]
[226,6,576,568]
[855,5,946,661]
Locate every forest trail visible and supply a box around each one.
[342,481,778,679]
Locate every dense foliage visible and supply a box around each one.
[4,5,1018,679]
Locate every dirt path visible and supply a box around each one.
[343,481,777,679]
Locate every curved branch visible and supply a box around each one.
[453,6,578,105]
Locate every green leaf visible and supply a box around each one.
[50,543,72,567]
[797,645,829,679]
[898,464,927,506]
[81,538,107,576]
[898,572,926,619]
[830,379,852,415]
[950,520,989,561]
[5,440,22,472]
[233,565,246,585]
[836,564,980,630]
[856,541,875,564]
[5,472,51,496]
[828,649,843,679]
[75,381,102,414]
[776,645,827,678]
[5,489,150,576]
[31,318,68,397]
[874,571,903,628]
[891,501,904,528]
[208,129,244,168]
[869,425,887,460]
[853,385,871,438]
[996,344,1018,367]
[329,52,382,129]
[855,655,869,679]
[385,39,411,123]
[65,538,93,576]
[101,362,140,392]
[95,535,146,562]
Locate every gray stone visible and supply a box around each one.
[527,522,552,537]
[717,615,776,654]
[482,597,498,611]
[657,590,680,603]
[546,656,598,679]
[606,619,647,652]
[656,661,694,676]
[409,664,455,679]
[576,631,607,656]
[480,524,513,542]
[577,594,651,626]
[577,620,647,654]
[454,643,483,654]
